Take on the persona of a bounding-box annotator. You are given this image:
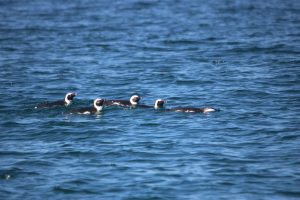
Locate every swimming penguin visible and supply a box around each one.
[168,107,216,113]
[70,98,104,114]
[153,99,215,113]
[105,95,141,107]
[35,92,76,109]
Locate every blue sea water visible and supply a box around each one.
[1,0,300,199]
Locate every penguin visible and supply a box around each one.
[168,107,216,113]
[35,92,76,109]
[70,98,104,114]
[105,95,141,107]
[151,99,216,113]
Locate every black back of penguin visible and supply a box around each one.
[35,92,76,109]
[168,107,216,113]
[105,95,141,107]
[70,98,104,114]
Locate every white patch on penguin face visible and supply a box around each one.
[65,92,76,106]
[94,98,104,112]
[130,95,140,105]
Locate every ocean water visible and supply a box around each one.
[1,0,300,199]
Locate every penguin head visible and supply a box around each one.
[65,92,77,105]
[94,98,105,111]
[154,99,166,109]
[130,95,141,105]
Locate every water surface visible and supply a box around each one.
[1,0,300,199]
